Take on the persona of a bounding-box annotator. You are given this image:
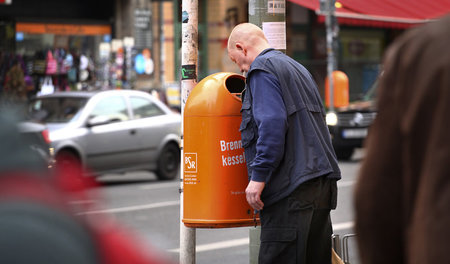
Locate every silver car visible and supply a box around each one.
[28,90,181,180]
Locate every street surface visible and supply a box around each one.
[80,149,365,264]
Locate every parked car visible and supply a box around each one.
[326,81,378,160]
[27,90,181,180]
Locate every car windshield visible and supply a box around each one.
[28,97,88,123]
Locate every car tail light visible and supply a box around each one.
[41,129,51,144]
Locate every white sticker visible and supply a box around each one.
[262,22,286,50]
[184,153,197,173]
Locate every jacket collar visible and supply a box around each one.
[257,48,275,57]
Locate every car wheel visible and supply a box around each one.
[55,150,83,176]
[156,143,180,181]
[335,147,354,161]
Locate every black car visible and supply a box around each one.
[0,105,53,172]
[17,121,53,168]
[326,82,378,160]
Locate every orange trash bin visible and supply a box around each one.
[183,72,256,228]
[325,70,349,108]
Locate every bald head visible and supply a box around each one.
[227,23,271,72]
[227,23,270,52]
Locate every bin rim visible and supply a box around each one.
[184,72,246,117]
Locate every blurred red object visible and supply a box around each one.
[0,163,174,264]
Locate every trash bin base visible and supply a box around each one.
[183,218,260,228]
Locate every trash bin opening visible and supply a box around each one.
[225,76,245,94]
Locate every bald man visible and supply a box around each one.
[228,23,341,264]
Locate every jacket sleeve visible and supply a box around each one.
[248,70,288,183]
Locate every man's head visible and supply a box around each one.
[227,23,271,74]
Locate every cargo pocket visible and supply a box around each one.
[239,101,256,143]
[259,228,297,264]
[239,116,257,148]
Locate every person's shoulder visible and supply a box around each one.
[264,51,297,67]
[250,69,277,81]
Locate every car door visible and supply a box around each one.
[83,95,140,172]
[128,95,169,166]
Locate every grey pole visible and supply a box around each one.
[249,0,286,53]
[248,1,286,263]
[321,0,336,111]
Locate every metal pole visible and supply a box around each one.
[180,0,198,263]
[324,0,335,111]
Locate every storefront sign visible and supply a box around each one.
[16,23,111,35]
[123,37,135,48]
[111,39,123,52]
[99,42,111,59]
[134,49,154,75]
[134,9,153,50]
[135,9,151,29]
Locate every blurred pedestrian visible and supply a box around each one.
[227,23,341,264]
[354,15,450,264]
[3,59,27,104]
[0,109,175,264]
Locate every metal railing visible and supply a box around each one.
[333,233,358,264]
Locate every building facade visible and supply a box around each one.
[1,0,439,106]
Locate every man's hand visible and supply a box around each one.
[245,180,265,211]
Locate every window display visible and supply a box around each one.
[0,23,114,102]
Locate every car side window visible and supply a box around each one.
[130,96,165,119]
[90,96,130,122]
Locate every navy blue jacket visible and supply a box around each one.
[240,48,341,206]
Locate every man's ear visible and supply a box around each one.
[236,43,247,55]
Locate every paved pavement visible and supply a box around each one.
[86,148,365,263]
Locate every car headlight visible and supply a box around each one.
[326,112,338,126]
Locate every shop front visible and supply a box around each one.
[0,0,115,102]
[286,0,448,100]
[15,23,111,94]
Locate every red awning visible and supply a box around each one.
[288,0,450,28]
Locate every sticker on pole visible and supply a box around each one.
[262,22,286,50]
[184,153,197,173]
[181,64,197,80]
[267,0,286,14]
